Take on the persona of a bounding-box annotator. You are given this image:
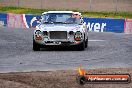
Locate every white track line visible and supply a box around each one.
[89,39,105,42]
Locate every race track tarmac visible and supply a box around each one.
[0,27,132,72]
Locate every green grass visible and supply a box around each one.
[82,12,132,19]
[0,6,132,18]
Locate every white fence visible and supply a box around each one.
[0,0,132,12]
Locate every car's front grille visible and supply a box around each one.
[49,31,67,39]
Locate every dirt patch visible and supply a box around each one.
[0,68,132,88]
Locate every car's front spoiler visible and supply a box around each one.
[35,40,83,46]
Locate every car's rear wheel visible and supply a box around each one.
[33,39,40,51]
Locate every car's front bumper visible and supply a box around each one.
[34,39,83,46]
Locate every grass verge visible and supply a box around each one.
[0,6,132,18]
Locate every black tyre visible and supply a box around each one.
[76,41,85,51]
[33,39,40,51]
[85,38,88,48]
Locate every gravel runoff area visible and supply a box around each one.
[0,68,132,88]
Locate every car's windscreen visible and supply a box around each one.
[41,13,81,24]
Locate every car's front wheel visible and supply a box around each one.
[85,38,88,48]
[33,39,40,51]
[76,41,85,51]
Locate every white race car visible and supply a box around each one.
[33,11,88,51]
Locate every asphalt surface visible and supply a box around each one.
[0,27,132,73]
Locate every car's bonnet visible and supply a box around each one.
[38,24,83,32]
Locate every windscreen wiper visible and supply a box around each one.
[43,22,54,24]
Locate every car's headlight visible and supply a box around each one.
[74,31,83,41]
[35,30,43,36]
[34,30,43,40]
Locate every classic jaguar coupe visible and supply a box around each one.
[33,11,88,51]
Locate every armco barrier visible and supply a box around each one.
[23,14,41,28]
[84,18,125,33]
[7,13,25,28]
[6,13,41,28]
[0,13,7,26]
[124,19,132,33]
[0,13,130,33]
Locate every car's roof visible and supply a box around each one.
[42,11,81,15]
[73,12,81,15]
[42,11,73,14]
